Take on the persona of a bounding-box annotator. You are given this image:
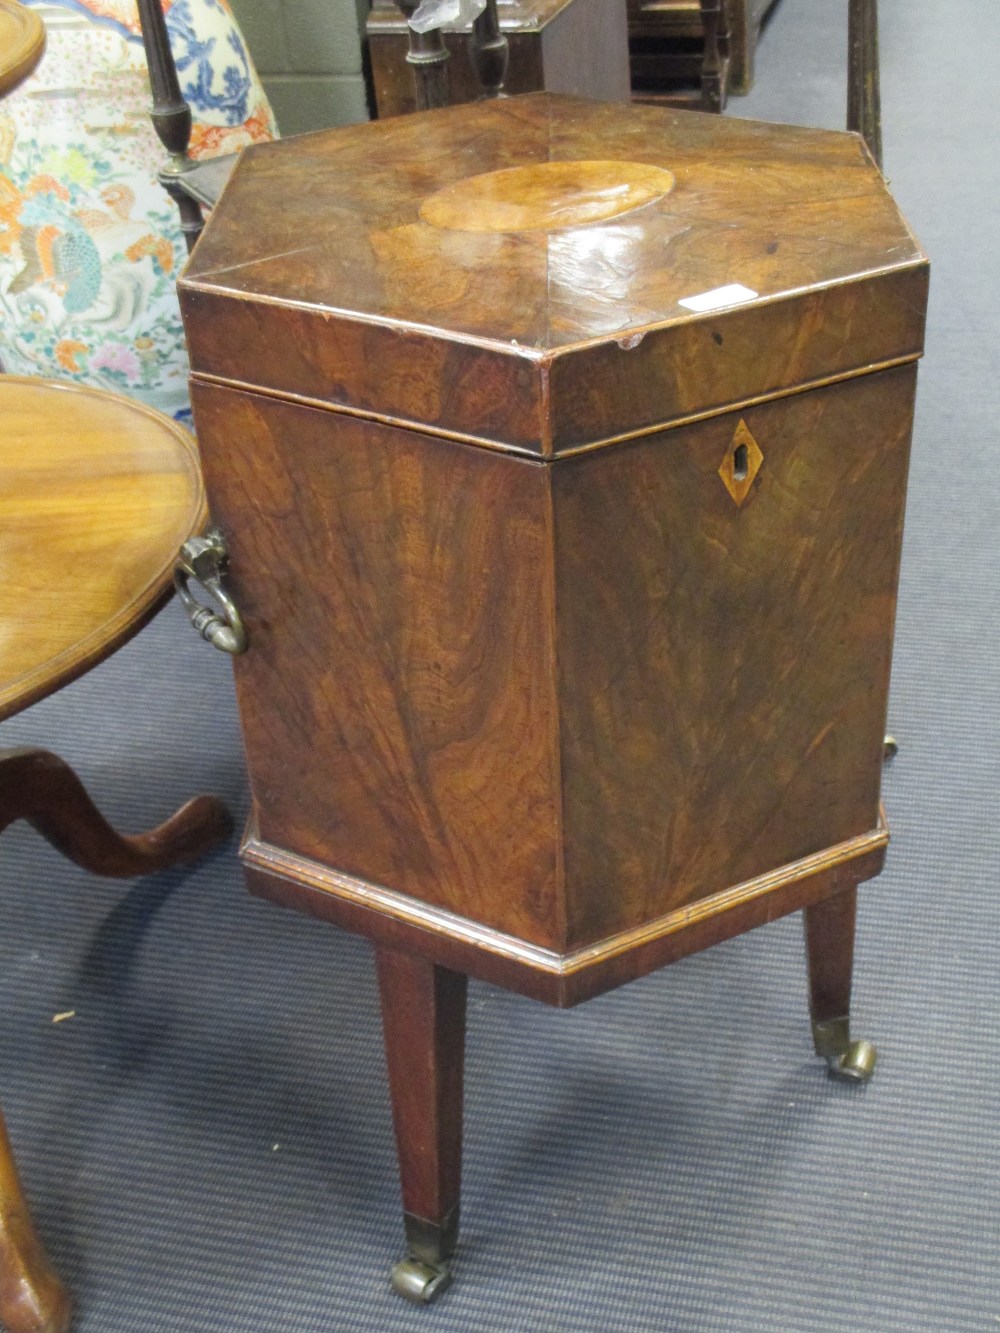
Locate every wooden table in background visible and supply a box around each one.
[0,0,45,98]
[0,379,209,722]
[0,377,231,1333]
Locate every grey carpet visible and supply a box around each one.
[2,1,998,1329]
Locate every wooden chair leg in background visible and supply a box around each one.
[803,886,878,1083]
[727,0,756,96]
[0,747,230,876]
[848,0,882,170]
[0,1110,71,1333]
[699,0,732,113]
[376,947,467,1305]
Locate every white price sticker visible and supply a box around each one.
[678,283,758,313]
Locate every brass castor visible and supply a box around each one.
[812,1017,878,1084]
[883,734,898,761]
[390,1257,453,1304]
[825,1038,878,1083]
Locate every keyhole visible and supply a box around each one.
[733,442,749,481]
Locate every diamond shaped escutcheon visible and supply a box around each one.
[719,419,763,507]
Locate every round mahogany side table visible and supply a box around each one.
[0,0,44,99]
[0,376,232,1332]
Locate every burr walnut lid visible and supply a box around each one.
[180,92,927,457]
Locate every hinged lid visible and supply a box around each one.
[180,93,927,459]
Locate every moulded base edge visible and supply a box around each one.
[240,811,889,1007]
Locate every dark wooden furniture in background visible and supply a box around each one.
[136,0,882,248]
[176,86,926,1304]
[366,0,630,118]
[629,0,780,107]
[629,0,730,110]
[729,0,780,92]
[0,377,232,1333]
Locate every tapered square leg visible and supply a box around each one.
[375,946,467,1304]
[803,887,877,1083]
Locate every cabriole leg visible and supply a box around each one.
[803,887,877,1083]
[0,747,230,877]
[0,1110,71,1333]
[375,946,467,1305]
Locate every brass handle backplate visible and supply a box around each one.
[173,527,248,656]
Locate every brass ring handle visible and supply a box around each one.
[173,527,248,656]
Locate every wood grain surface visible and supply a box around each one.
[554,364,916,946]
[376,947,466,1232]
[243,816,888,1007]
[189,363,913,975]
[182,92,927,1283]
[803,886,859,1027]
[183,92,924,1004]
[181,93,927,455]
[190,379,564,949]
[419,160,675,233]
[0,377,206,722]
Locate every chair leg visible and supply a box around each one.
[376,946,467,1305]
[848,0,883,170]
[699,0,731,113]
[0,747,230,878]
[0,1110,71,1333]
[727,0,754,95]
[803,887,878,1083]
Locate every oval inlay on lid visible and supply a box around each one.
[419,159,676,234]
